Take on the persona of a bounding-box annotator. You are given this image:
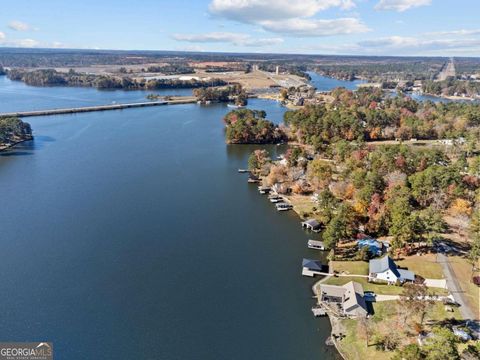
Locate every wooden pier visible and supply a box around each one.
[0,96,198,118]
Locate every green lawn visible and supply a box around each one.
[332,255,445,280]
[396,254,444,279]
[331,260,369,275]
[336,301,462,360]
[337,319,392,360]
[323,276,448,296]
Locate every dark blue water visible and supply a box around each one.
[308,72,366,91]
[0,78,339,360]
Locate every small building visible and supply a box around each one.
[302,219,321,233]
[302,258,327,277]
[319,281,368,318]
[369,255,415,284]
[308,240,326,251]
[357,238,383,256]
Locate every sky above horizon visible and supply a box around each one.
[0,0,479,57]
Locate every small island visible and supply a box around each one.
[0,117,33,150]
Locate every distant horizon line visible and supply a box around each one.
[0,46,478,60]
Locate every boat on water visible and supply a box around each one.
[258,186,271,194]
[269,196,284,203]
[276,202,292,211]
[307,240,326,251]
[238,169,249,173]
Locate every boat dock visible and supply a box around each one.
[0,96,198,118]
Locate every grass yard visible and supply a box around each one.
[337,318,391,360]
[323,276,448,296]
[284,194,317,219]
[396,253,445,279]
[448,256,480,319]
[330,260,369,275]
[336,301,463,360]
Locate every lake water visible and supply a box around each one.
[308,71,366,91]
[0,77,339,360]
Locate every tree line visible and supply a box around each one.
[6,69,227,90]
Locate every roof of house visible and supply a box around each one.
[319,281,368,316]
[302,258,324,272]
[343,281,368,315]
[398,269,416,281]
[320,284,346,298]
[369,255,401,277]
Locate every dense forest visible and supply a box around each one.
[315,61,443,82]
[0,117,33,148]
[193,84,247,105]
[6,69,226,90]
[223,109,286,144]
[284,87,480,147]
[145,64,194,75]
[247,86,480,262]
[422,78,480,97]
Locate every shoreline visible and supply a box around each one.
[0,136,33,152]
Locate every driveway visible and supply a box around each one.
[437,253,476,320]
[375,294,400,302]
[424,278,447,289]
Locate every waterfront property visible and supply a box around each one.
[301,219,321,233]
[318,281,368,318]
[276,202,293,211]
[302,258,328,277]
[307,240,326,251]
[258,186,271,194]
[369,256,416,284]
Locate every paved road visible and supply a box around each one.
[437,253,477,320]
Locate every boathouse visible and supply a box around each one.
[308,240,326,250]
[302,258,328,277]
[302,219,321,232]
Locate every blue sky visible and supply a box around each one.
[0,0,479,56]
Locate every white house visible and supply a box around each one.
[369,256,415,284]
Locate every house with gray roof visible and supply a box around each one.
[319,281,368,318]
[369,255,415,284]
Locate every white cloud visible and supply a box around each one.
[172,32,283,47]
[261,17,369,37]
[0,36,41,48]
[8,20,35,32]
[355,35,480,55]
[51,41,65,48]
[208,0,366,37]
[375,0,431,12]
[10,38,40,47]
[209,0,356,23]
[298,27,480,55]
[425,29,480,37]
